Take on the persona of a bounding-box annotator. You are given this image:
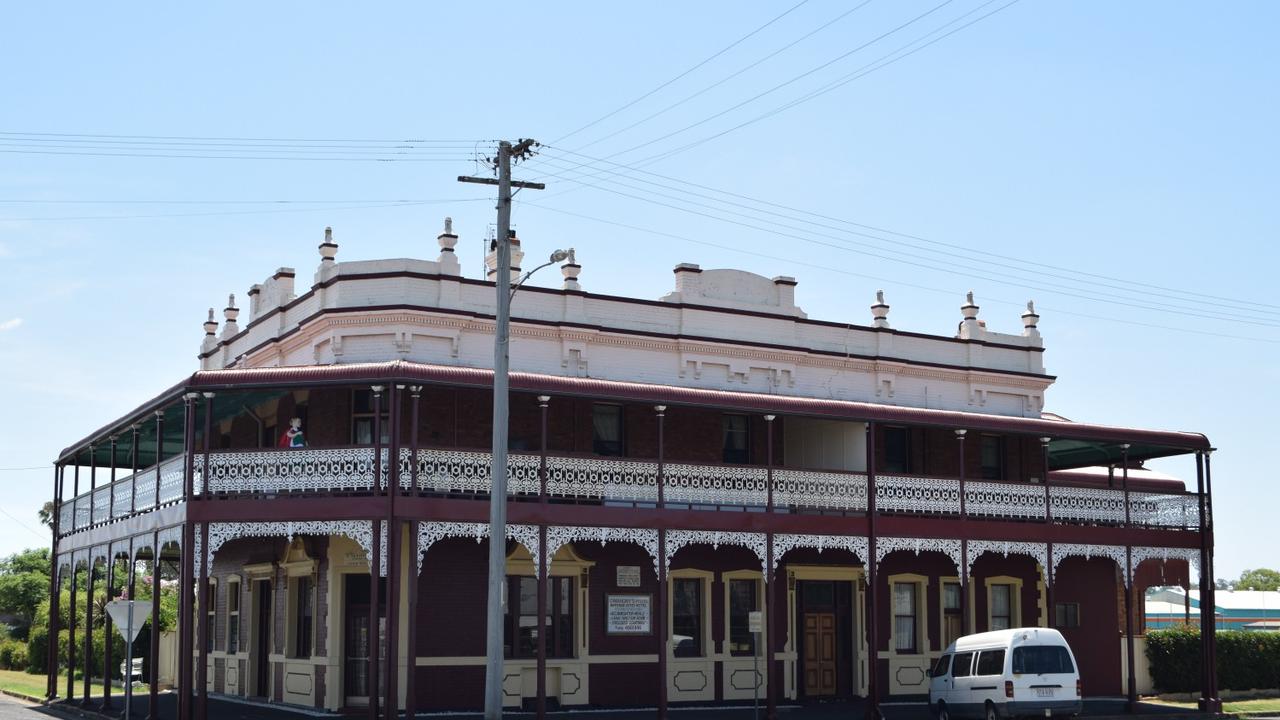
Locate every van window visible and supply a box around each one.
[1012,645,1075,674]
[975,649,1005,676]
[952,652,974,678]
[932,654,951,678]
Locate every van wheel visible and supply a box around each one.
[937,702,950,720]
[985,700,1000,720]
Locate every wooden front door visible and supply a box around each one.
[254,580,271,697]
[804,612,837,697]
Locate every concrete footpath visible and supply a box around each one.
[29,693,1228,720]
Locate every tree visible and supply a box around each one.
[1232,568,1280,592]
[37,501,53,530]
[0,549,50,638]
[1216,578,1233,590]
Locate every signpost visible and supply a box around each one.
[106,600,151,720]
[749,610,763,720]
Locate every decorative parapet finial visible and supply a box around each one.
[561,247,582,291]
[870,289,890,328]
[318,226,338,263]
[1021,299,1041,338]
[437,216,461,275]
[201,307,219,355]
[958,290,983,339]
[221,294,241,339]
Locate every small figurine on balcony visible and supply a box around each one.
[279,417,306,449]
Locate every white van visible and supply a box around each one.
[929,628,1081,720]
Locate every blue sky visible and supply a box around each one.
[0,2,1274,581]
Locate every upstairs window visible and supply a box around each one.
[882,426,911,474]
[722,414,750,464]
[980,434,1004,480]
[592,404,625,456]
[352,390,390,445]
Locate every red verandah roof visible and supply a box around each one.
[59,360,1210,469]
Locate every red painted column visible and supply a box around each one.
[1203,451,1220,712]
[384,386,401,720]
[655,404,667,720]
[865,422,879,719]
[764,414,776,720]
[1042,436,1055,628]
[956,429,969,636]
[1120,445,1137,712]
[405,521,419,720]
[197,522,210,720]
[370,384,384,720]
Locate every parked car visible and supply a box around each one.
[929,628,1081,720]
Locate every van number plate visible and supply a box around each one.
[1034,688,1055,698]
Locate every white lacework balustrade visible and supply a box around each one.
[964,481,1046,521]
[204,447,390,494]
[400,448,541,496]
[876,537,963,574]
[665,530,768,579]
[58,502,73,533]
[91,486,111,525]
[156,455,186,504]
[110,478,133,518]
[545,526,660,576]
[415,521,542,576]
[771,534,868,574]
[772,469,867,512]
[73,497,90,531]
[1130,492,1199,529]
[877,475,960,515]
[966,540,1048,583]
[545,456,659,504]
[1050,486,1126,524]
[663,463,767,507]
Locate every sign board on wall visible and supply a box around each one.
[606,594,652,635]
[616,565,641,588]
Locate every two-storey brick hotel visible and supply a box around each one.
[47,222,1220,718]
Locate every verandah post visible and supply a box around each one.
[82,553,93,707]
[384,385,401,720]
[405,521,420,720]
[764,413,776,720]
[370,384,384,720]
[148,530,161,720]
[1203,450,1220,711]
[956,429,969,636]
[865,421,879,719]
[103,549,115,711]
[68,549,77,702]
[1042,436,1055,628]
[197,522,209,720]
[1120,444,1136,712]
[655,405,667,720]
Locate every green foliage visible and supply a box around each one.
[1146,628,1280,692]
[0,548,50,637]
[26,625,47,674]
[1232,568,1280,592]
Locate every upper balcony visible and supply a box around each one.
[55,442,1201,537]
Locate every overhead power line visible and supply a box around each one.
[0,148,473,162]
[606,0,962,159]
[536,146,1280,315]
[0,198,485,222]
[523,202,1280,347]
[0,130,484,144]
[549,0,811,145]
[567,0,876,153]
[524,156,1280,329]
